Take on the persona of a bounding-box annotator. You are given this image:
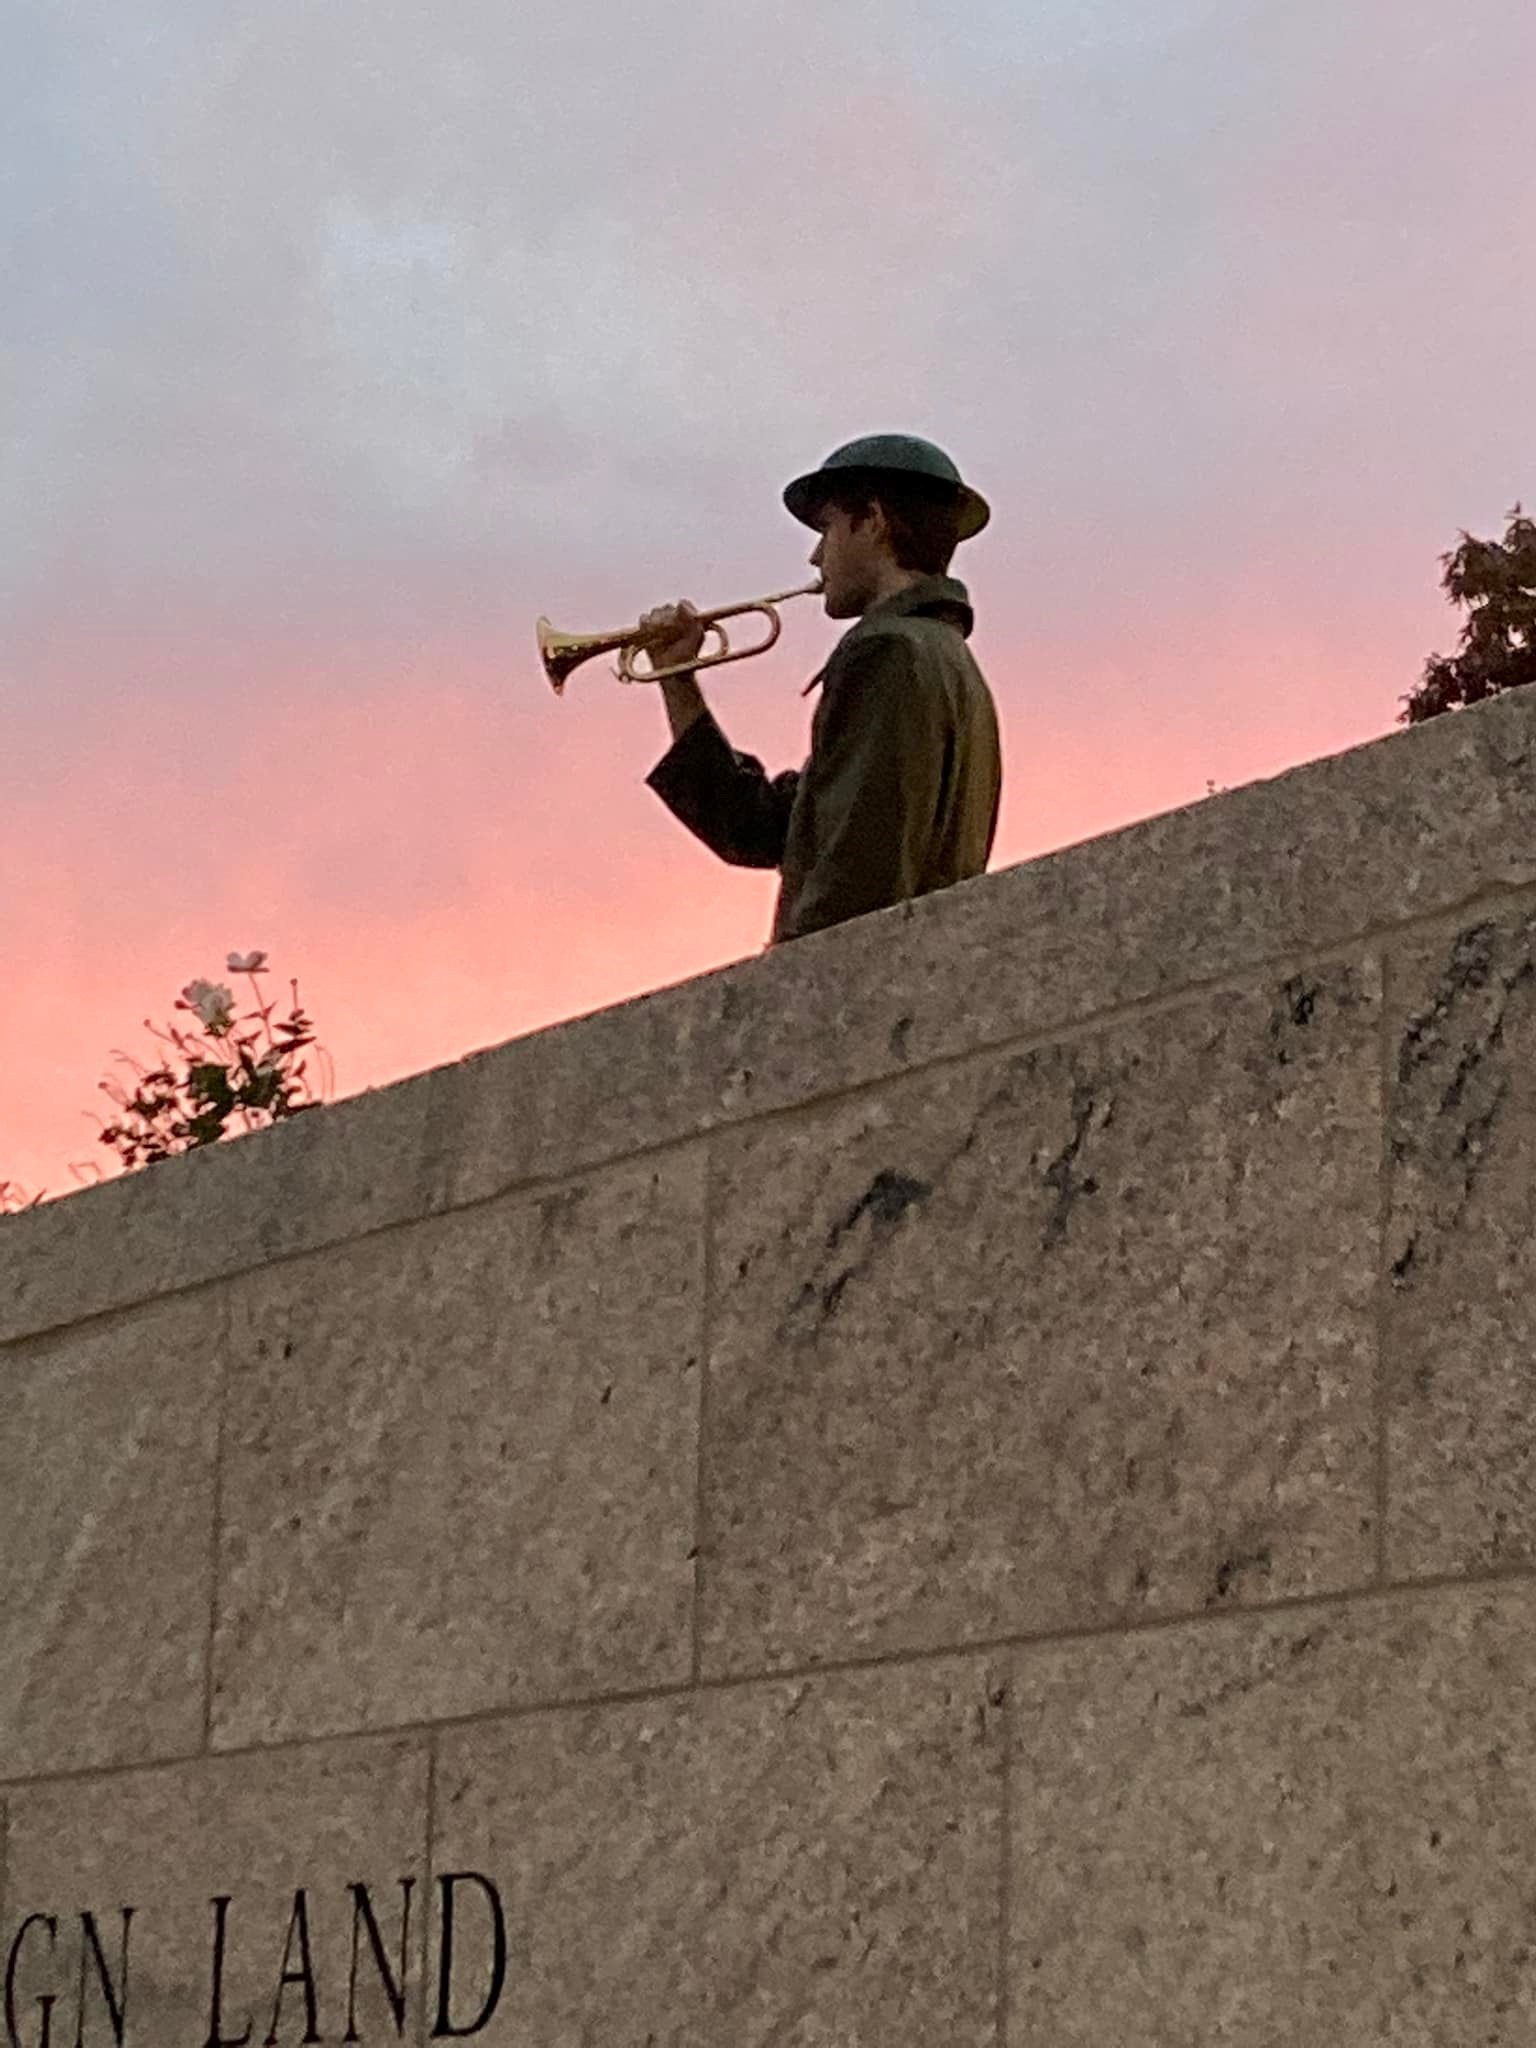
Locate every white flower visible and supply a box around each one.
[226,950,268,973]
[182,979,235,1031]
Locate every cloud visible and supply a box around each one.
[8,0,1533,630]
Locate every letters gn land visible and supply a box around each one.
[2,1872,507,2046]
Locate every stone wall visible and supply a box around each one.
[3,685,1536,2044]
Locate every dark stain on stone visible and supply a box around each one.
[827,1167,933,1250]
[1400,933,1499,1089]
[1391,921,1533,1253]
[1396,921,1533,1087]
[785,1261,859,1336]
[781,1167,934,1339]
[1208,1545,1273,1606]
[1287,978,1319,1030]
[1455,1079,1508,1163]
[889,1014,914,1062]
[535,1185,584,1256]
[1178,1625,1322,1718]
[778,1051,1122,1335]
[538,1187,583,1227]
[1266,974,1323,1070]
[1438,1039,1483,1118]
[871,1491,917,1518]
[820,1270,851,1320]
[1041,1079,1106,1250]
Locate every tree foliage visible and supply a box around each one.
[1399,505,1536,725]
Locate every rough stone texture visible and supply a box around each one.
[2,1736,428,2047]
[1007,1580,1536,2044]
[1384,903,1536,1577]
[433,1654,1006,2047]
[4,683,1534,1349]
[417,969,728,1213]
[0,1075,434,1346]
[0,1293,221,1780]
[210,1146,706,1748]
[699,959,1383,1677]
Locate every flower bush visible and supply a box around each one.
[95,951,333,1170]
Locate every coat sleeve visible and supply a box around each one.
[784,631,948,939]
[644,705,801,869]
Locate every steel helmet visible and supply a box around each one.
[783,433,990,540]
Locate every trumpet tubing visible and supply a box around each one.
[538,581,823,694]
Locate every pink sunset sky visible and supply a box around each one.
[4,0,1534,1199]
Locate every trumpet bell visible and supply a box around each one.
[536,618,626,695]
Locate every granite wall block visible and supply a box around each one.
[1384,902,1536,1577]
[0,1292,222,1780]
[433,1654,1006,2046]
[1007,1580,1536,2043]
[210,1146,706,1748]
[698,959,1383,1676]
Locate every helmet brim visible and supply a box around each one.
[783,468,990,542]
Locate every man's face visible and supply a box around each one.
[808,502,886,619]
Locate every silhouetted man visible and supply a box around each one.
[641,433,1003,946]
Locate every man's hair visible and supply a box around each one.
[814,471,965,576]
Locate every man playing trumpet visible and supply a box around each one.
[640,434,1003,947]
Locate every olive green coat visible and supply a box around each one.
[645,575,1003,946]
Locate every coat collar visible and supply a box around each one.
[800,575,974,696]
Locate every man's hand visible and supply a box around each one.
[636,600,706,675]
[634,601,710,743]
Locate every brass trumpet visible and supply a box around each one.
[538,581,823,695]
